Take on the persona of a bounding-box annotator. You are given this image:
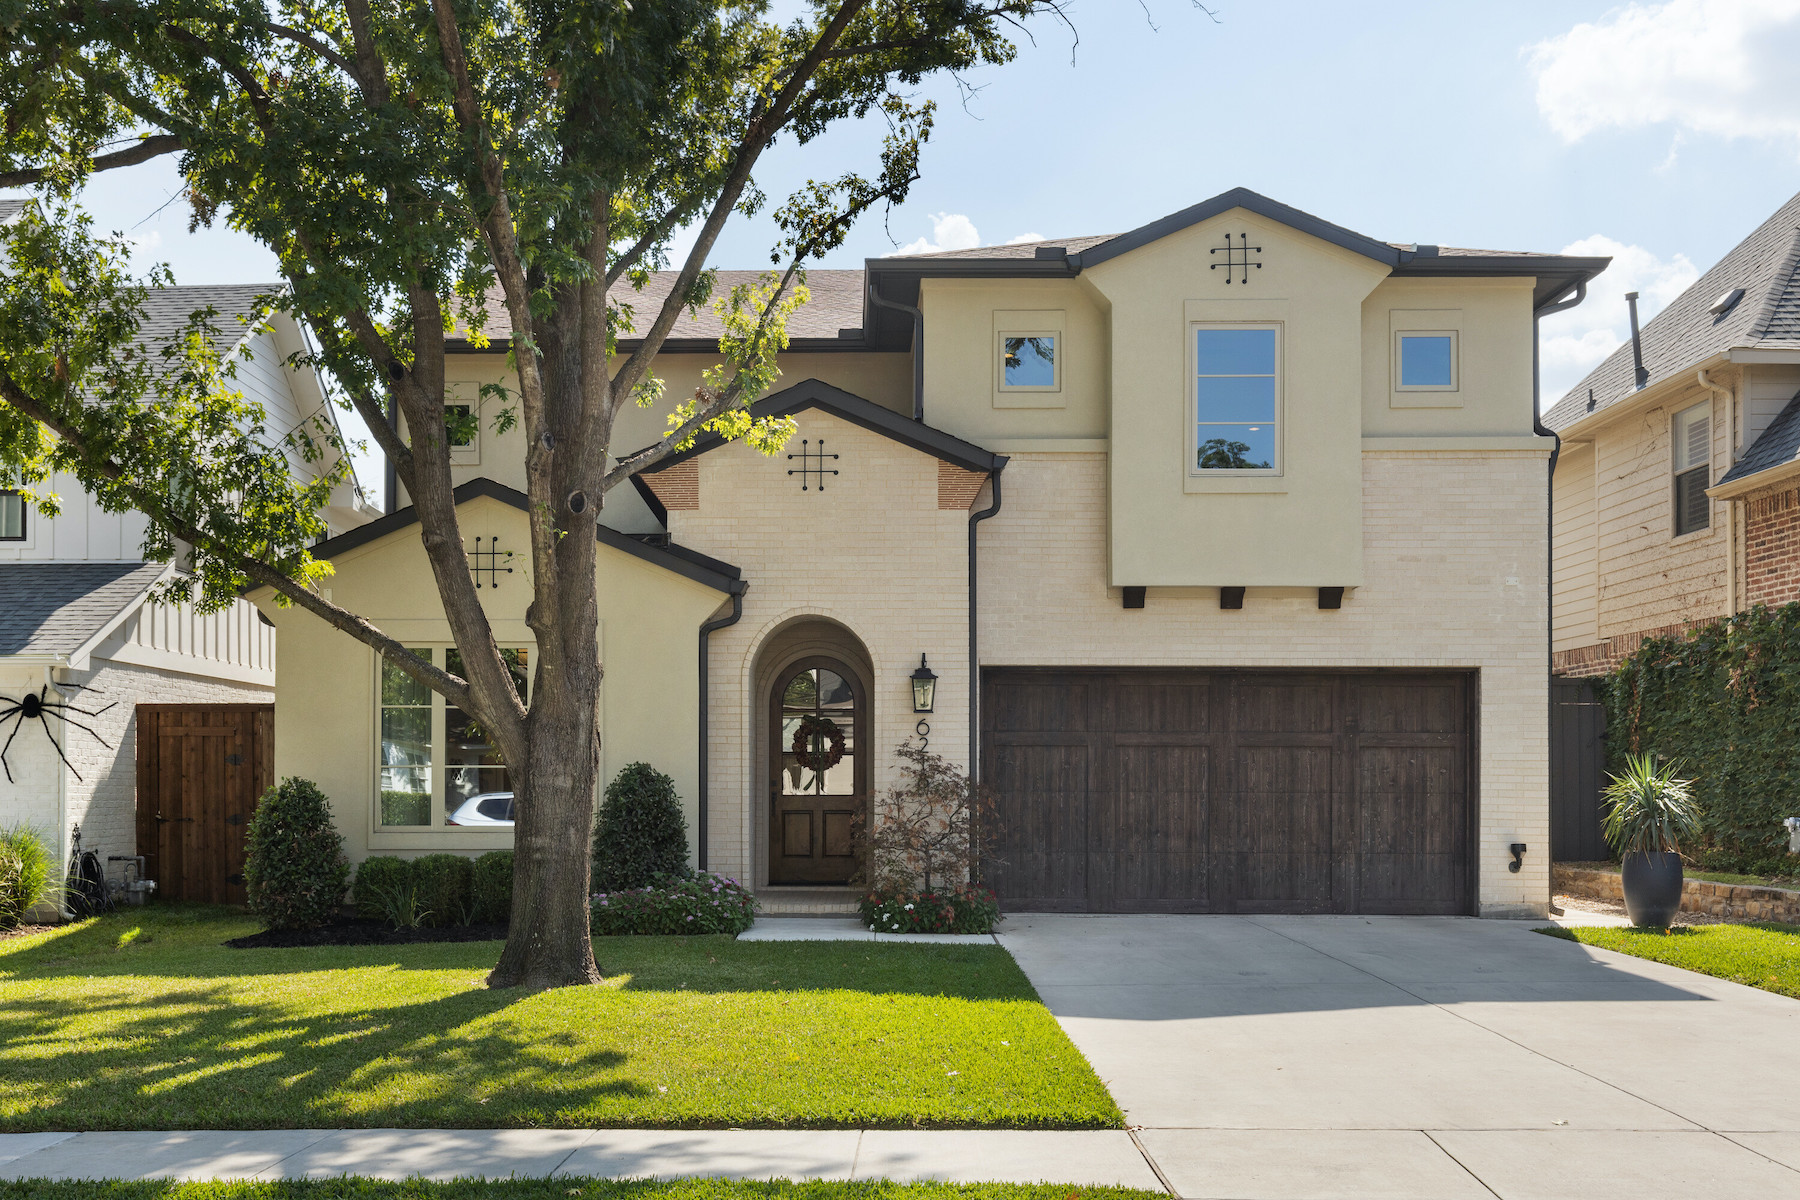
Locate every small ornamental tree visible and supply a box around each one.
[243,778,350,931]
[593,762,689,891]
[856,741,1000,894]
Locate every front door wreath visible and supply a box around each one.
[791,713,846,775]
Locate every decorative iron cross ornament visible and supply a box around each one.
[466,536,515,589]
[1210,232,1263,284]
[785,439,840,492]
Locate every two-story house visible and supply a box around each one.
[258,188,1605,919]
[1547,188,1800,676]
[0,220,375,903]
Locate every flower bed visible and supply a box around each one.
[590,871,758,935]
[860,886,1000,934]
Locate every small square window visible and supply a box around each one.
[445,400,479,465]
[0,491,24,541]
[1396,331,1457,391]
[999,333,1058,391]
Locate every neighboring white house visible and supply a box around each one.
[0,231,377,903]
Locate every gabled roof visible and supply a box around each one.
[0,198,27,224]
[133,283,282,358]
[1716,389,1800,490]
[0,561,167,657]
[631,377,1005,491]
[1546,190,1800,432]
[864,188,1607,346]
[304,477,743,595]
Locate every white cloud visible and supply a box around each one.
[1539,234,1699,406]
[1528,0,1800,152]
[895,212,983,255]
[1006,231,1047,245]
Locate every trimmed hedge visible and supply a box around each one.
[242,778,349,930]
[413,854,474,927]
[590,872,757,935]
[472,850,513,924]
[593,762,689,891]
[860,886,1000,935]
[353,856,414,918]
[1600,601,1800,873]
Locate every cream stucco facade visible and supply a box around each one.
[260,189,1596,919]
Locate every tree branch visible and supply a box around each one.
[0,134,182,189]
[262,21,360,79]
[0,367,472,710]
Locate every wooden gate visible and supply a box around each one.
[1550,677,1610,862]
[135,704,274,904]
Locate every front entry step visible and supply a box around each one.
[757,886,860,916]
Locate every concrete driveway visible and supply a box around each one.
[999,914,1800,1200]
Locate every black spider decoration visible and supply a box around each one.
[0,685,115,783]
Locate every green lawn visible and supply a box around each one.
[1539,922,1800,998]
[0,907,1119,1132]
[0,1184,1161,1200]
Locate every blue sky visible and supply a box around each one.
[42,0,1800,487]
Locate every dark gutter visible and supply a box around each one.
[1533,277,1589,906]
[867,281,925,420]
[696,587,746,872]
[967,459,1006,881]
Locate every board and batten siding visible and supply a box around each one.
[98,594,276,687]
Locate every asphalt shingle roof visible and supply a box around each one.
[0,198,27,223]
[0,562,165,656]
[132,283,282,357]
[1717,388,1800,488]
[1545,190,1800,431]
[455,269,867,345]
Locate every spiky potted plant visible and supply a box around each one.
[1601,753,1701,928]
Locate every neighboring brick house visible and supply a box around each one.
[0,264,375,903]
[1547,190,1800,677]
[263,187,1605,920]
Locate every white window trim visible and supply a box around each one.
[1393,329,1460,393]
[1189,320,1283,478]
[995,330,1062,394]
[1671,400,1713,540]
[0,490,28,545]
[446,382,481,466]
[373,643,531,834]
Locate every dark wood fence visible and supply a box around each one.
[1551,677,1610,862]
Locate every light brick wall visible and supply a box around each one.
[668,413,975,887]
[980,450,1552,917]
[0,658,270,891]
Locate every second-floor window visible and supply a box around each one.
[445,402,479,465]
[0,491,23,541]
[1672,401,1711,537]
[1193,324,1279,472]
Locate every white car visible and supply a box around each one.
[445,792,515,826]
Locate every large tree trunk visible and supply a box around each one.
[487,715,603,988]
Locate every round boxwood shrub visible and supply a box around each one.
[472,850,513,925]
[242,778,349,931]
[353,855,414,918]
[412,853,475,927]
[592,762,689,891]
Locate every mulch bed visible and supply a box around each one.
[226,919,509,948]
[0,924,58,942]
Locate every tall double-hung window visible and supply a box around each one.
[1193,325,1279,472]
[1672,401,1711,537]
[0,491,24,541]
[378,646,530,828]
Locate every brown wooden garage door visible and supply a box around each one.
[980,669,1475,915]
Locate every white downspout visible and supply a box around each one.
[1698,369,1736,616]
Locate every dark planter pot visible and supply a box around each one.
[1621,851,1684,928]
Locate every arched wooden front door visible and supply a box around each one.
[769,656,868,885]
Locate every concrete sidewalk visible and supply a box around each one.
[0,1128,1166,1187]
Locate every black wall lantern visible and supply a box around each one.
[911,654,938,714]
